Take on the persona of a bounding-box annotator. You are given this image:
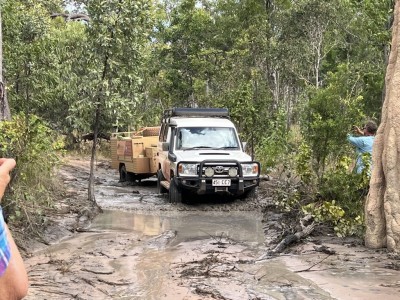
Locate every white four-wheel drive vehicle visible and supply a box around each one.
[157,108,260,203]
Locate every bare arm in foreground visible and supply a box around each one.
[0,158,29,299]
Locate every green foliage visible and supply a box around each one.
[69,0,153,134]
[318,156,368,213]
[302,200,364,237]
[0,114,60,227]
[294,142,314,185]
[255,110,289,171]
[301,64,367,177]
[272,179,301,213]
[302,200,345,224]
[300,154,369,237]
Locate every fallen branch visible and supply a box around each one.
[271,222,316,254]
[97,278,133,286]
[81,267,114,275]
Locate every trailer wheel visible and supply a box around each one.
[119,165,128,182]
[157,170,167,194]
[169,179,182,204]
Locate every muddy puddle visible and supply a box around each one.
[90,210,265,245]
[25,209,342,300]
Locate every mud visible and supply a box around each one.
[23,157,400,299]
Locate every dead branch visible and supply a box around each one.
[97,278,133,286]
[81,268,114,275]
[271,222,316,254]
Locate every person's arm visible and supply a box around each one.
[0,159,29,299]
[353,125,364,136]
[0,219,29,299]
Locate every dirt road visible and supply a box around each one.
[23,157,400,299]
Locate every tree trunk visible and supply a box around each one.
[87,105,99,203]
[0,10,11,121]
[365,0,400,251]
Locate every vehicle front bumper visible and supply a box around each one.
[177,176,259,195]
[175,159,260,195]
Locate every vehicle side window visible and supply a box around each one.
[169,127,176,152]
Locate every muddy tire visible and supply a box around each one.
[157,170,167,194]
[169,179,182,204]
[119,165,132,182]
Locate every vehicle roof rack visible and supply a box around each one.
[163,108,229,119]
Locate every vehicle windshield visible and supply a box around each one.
[176,127,240,150]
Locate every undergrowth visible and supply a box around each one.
[262,126,370,238]
[271,146,369,238]
[0,114,63,237]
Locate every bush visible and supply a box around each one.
[300,155,369,237]
[0,113,61,230]
[255,109,290,173]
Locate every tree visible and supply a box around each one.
[2,0,66,121]
[365,0,400,251]
[75,0,153,202]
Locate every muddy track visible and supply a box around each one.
[22,157,400,300]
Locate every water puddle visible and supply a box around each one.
[84,210,334,299]
[26,209,398,300]
[90,209,265,245]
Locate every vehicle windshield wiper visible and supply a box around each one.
[182,146,214,150]
[216,146,239,149]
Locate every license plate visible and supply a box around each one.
[212,179,231,186]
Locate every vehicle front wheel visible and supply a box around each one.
[169,179,182,204]
[157,170,167,194]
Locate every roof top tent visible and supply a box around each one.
[163,108,230,121]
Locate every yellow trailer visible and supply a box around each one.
[110,127,160,182]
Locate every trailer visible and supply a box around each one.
[110,127,160,182]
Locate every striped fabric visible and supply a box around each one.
[0,207,10,276]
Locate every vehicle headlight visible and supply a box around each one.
[241,163,259,176]
[178,163,198,176]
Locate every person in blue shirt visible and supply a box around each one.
[347,121,378,174]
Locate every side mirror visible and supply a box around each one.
[242,142,247,151]
[162,142,169,151]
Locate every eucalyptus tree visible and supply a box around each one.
[275,0,390,177]
[150,0,276,162]
[343,0,393,116]
[73,0,153,202]
[2,0,64,118]
[209,0,276,160]
[2,0,90,147]
[154,0,217,107]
